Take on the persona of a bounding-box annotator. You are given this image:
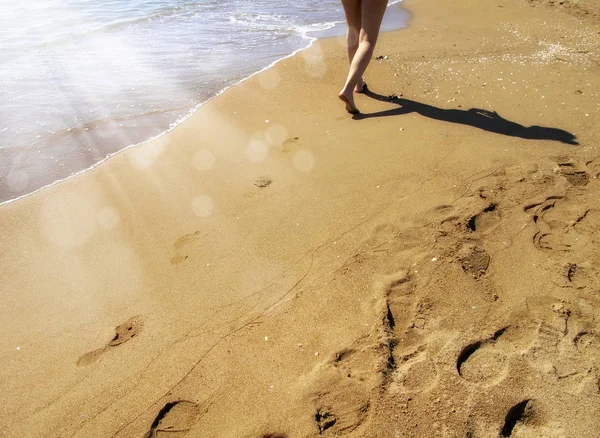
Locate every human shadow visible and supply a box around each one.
[354,88,578,145]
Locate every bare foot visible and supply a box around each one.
[354,79,366,93]
[338,91,359,114]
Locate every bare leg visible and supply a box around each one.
[339,0,388,113]
[341,0,364,93]
[340,0,361,112]
[346,29,365,92]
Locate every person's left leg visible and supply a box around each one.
[341,0,365,92]
[347,29,366,92]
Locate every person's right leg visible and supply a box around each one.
[339,0,388,113]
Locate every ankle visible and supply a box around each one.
[340,87,352,96]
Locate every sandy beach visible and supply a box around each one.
[1,0,600,436]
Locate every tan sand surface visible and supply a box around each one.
[1,0,600,436]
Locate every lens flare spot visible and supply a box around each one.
[97,207,120,229]
[246,140,268,162]
[192,195,214,217]
[129,138,167,170]
[302,45,327,78]
[193,149,216,171]
[41,194,97,247]
[293,150,316,172]
[265,124,288,147]
[257,68,281,90]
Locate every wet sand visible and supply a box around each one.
[1,0,600,436]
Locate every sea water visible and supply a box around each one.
[0,0,409,204]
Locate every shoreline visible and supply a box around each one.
[0,32,320,208]
[1,0,599,436]
[0,1,409,208]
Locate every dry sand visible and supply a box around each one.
[1,0,600,436]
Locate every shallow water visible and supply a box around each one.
[0,0,409,204]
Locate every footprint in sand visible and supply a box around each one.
[171,255,188,265]
[378,271,430,333]
[144,400,202,438]
[458,245,491,279]
[171,231,202,265]
[470,399,557,438]
[331,348,367,380]
[456,326,533,386]
[307,380,370,435]
[556,162,589,186]
[315,407,338,434]
[366,224,402,252]
[525,195,568,252]
[465,203,501,234]
[254,176,273,188]
[307,348,374,435]
[570,208,600,242]
[499,399,537,437]
[525,194,600,255]
[525,297,600,392]
[280,136,299,154]
[376,270,412,297]
[525,296,570,340]
[77,316,143,366]
[359,225,431,263]
[497,399,563,437]
[391,345,439,394]
[525,298,572,369]
[377,274,438,395]
[407,298,433,331]
[374,270,416,336]
[457,327,510,384]
[586,158,600,179]
[573,330,598,353]
[563,262,594,289]
[303,331,391,436]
